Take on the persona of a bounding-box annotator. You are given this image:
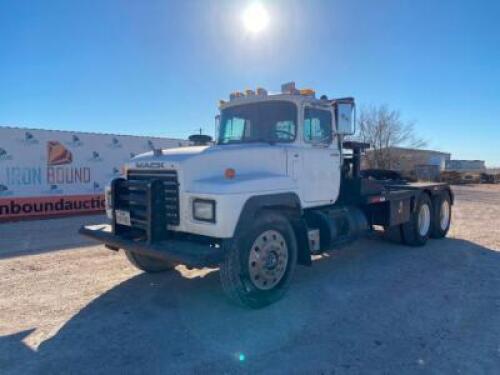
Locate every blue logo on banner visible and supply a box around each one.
[107,137,122,149]
[66,135,83,147]
[43,185,64,194]
[106,167,121,178]
[18,132,39,145]
[85,182,104,193]
[146,140,155,150]
[0,148,13,161]
[88,151,103,162]
[0,184,14,196]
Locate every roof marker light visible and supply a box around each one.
[229,91,244,101]
[300,89,316,97]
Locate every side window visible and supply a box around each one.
[222,117,246,142]
[304,108,332,143]
[274,120,296,141]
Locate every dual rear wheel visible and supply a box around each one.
[399,192,451,246]
[431,193,452,238]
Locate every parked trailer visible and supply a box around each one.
[80,82,453,308]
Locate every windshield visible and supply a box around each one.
[218,101,297,144]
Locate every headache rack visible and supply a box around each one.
[111,169,180,242]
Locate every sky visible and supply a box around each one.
[1,0,499,166]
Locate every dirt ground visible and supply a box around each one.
[1,185,499,374]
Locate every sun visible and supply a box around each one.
[242,2,270,33]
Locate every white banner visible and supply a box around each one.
[0,126,187,219]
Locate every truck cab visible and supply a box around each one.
[114,83,353,240]
[81,82,453,308]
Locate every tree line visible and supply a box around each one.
[355,105,426,170]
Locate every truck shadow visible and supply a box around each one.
[2,237,500,374]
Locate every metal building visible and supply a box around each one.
[363,147,451,180]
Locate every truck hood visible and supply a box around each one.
[126,144,289,193]
[131,145,210,164]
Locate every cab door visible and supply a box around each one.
[296,106,341,204]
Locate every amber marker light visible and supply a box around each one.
[224,168,236,179]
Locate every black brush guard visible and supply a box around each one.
[79,174,224,268]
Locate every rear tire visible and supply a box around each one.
[219,212,298,309]
[401,193,432,246]
[124,251,176,273]
[430,192,452,238]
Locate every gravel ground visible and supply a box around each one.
[0,185,499,374]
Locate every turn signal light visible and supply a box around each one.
[224,168,236,179]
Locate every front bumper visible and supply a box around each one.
[79,224,225,268]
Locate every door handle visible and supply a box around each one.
[329,152,340,157]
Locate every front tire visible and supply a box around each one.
[124,251,176,273]
[401,193,433,246]
[219,212,298,309]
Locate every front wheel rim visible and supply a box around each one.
[248,230,289,290]
[417,203,431,236]
[440,200,451,231]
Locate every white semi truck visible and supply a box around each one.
[80,82,453,308]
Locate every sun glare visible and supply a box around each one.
[242,2,270,33]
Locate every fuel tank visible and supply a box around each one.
[304,206,369,253]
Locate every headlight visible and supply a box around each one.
[193,199,216,223]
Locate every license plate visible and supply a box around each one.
[115,210,131,226]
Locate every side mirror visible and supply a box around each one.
[336,99,356,135]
